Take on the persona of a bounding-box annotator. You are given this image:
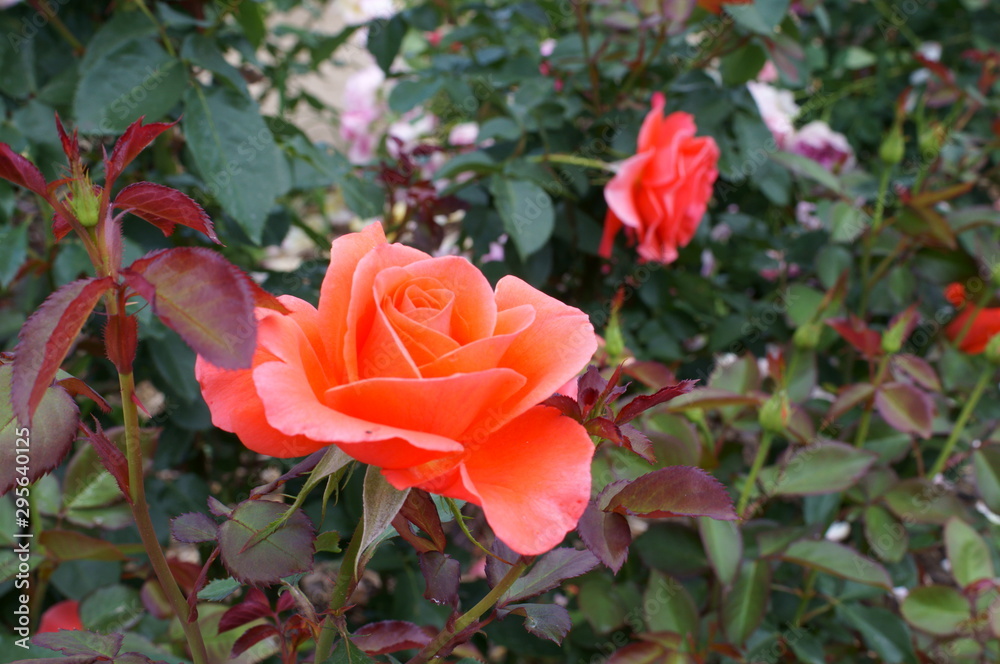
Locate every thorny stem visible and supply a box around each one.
[928,364,994,479]
[858,167,892,318]
[406,557,530,664]
[737,430,774,518]
[119,371,209,664]
[313,518,366,663]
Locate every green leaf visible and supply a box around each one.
[721,43,768,86]
[388,78,444,114]
[198,577,241,601]
[722,560,770,644]
[973,446,1000,513]
[770,442,878,496]
[900,586,971,636]
[181,34,249,95]
[0,222,27,288]
[38,530,127,562]
[699,517,742,586]
[63,427,157,511]
[944,518,994,588]
[726,0,791,34]
[367,15,407,73]
[74,39,186,134]
[884,478,967,525]
[780,539,892,589]
[356,466,410,575]
[838,603,918,664]
[489,177,555,259]
[182,84,291,243]
[323,636,375,664]
[218,500,315,585]
[79,584,142,632]
[874,382,934,439]
[32,630,122,658]
[502,603,572,644]
[433,151,499,181]
[644,571,698,637]
[863,505,908,564]
[770,151,846,196]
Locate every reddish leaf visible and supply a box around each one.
[623,361,675,389]
[171,512,219,544]
[418,552,460,608]
[104,313,138,374]
[399,489,447,552]
[827,316,883,358]
[55,114,80,165]
[892,354,942,392]
[81,418,130,500]
[620,424,656,463]
[230,623,280,658]
[1,366,78,495]
[208,496,233,518]
[576,500,631,573]
[608,641,667,664]
[586,416,623,445]
[875,382,934,439]
[0,143,48,197]
[57,377,111,413]
[501,603,572,644]
[486,538,520,587]
[599,467,737,521]
[12,277,113,425]
[828,383,875,420]
[501,548,599,606]
[114,182,219,244]
[616,380,697,424]
[244,276,291,314]
[219,588,272,634]
[250,450,326,498]
[52,211,74,240]
[38,529,127,562]
[353,621,432,654]
[104,118,177,188]
[541,393,581,419]
[32,631,122,658]
[123,248,256,370]
[577,365,606,416]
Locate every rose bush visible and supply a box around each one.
[599,93,720,264]
[197,222,597,555]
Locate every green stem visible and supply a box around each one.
[406,558,530,664]
[313,519,366,663]
[928,365,994,478]
[859,167,892,318]
[134,0,176,57]
[737,431,774,518]
[854,357,890,448]
[574,0,602,114]
[28,0,82,52]
[793,570,817,626]
[120,372,209,664]
[528,153,616,172]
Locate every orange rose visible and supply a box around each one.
[600,92,720,264]
[944,282,1000,354]
[197,223,597,554]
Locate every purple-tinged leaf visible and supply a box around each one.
[250,449,326,498]
[607,641,667,664]
[599,466,737,521]
[171,512,219,544]
[219,588,272,633]
[12,277,113,425]
[0,365,78,495]
[419,552,460,607]
[541,394,581,420]
[32,630,122,657]
[665,388,761,412]
[114,182,219,244]
[486,538,519,587]
[500,548,599,606]
[620,424,655,463]
[104,314,138,375]
[576,501,631,573]
[399,489,447,553]
[230,624,280,658]
[892,354,942,392]
[80,418,130,501]
[352,621,432,654]
[828,382,875,420]
[0,143,48,197]
[577,365,606,417]
[54,114,80,165]
[123,248,256,370]
[623,361,675,389]
[615,380,697,424]
[770,442,878,497]
[11,656,96,664]
[104,118,177,188]
[500,603,571,644]
[596,363,628,407]
[52,211,74,240]
[207,496,232,518]
[218,500,315,586]
[779,539,892,590]
[875,382,934,439]
[114,654,168,664]
[586,416,622,445]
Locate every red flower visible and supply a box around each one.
[944,282,1000,354]
[600,93,720,264]
[197,223,597,555]
[697,0,753,14]
[38,600,83,633]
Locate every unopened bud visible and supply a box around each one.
[985,334,1000,365]
[879,124,905,166]
[759,391,790,434]
[793,322,822,349]
[604,309,625,362]
[67,177,100,228]
[918,123,943,157]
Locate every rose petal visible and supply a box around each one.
[604,151,655,232]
